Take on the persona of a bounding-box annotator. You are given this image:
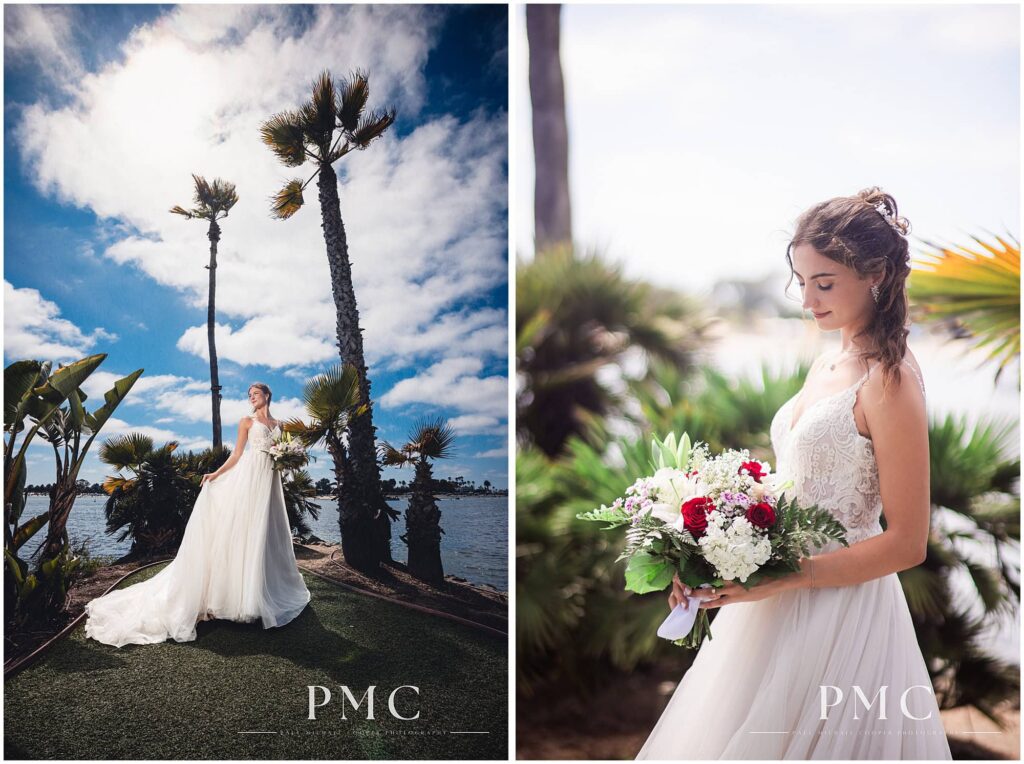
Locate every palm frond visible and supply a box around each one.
[195,174,239,215]
[337,69,370,133]
[309,70,337,139]
[270,179,305,220]
[302,364,362,424]
[98,432,155,471]
[102,475,135,495]
[259,110,309,167]
[281,417,329,450]
[169,205,199,220]
[380,441,414,467]
[351,108,396,148]
[909,233,1020,381]
[410,417,456,460]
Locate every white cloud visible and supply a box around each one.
[3,281,118,361]
[79,368,306,426]
[475,445,508,459]
[379,357,508,421]
[448,415,505,436]
[13,5,506,374]
[4,5,84,84]
[97,416,212,451]
[176,319,336,369]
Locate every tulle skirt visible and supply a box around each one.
[85,448,311,647]
[636,573,952,760]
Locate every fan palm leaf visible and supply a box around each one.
[517,246,712,456]
[98,433,156,472]
[259,110,310,167]
[270,179,306,220]
[410,418,456,461]
[308,70,337,148]
[302,364,363,424]
[380,442,415,467]
[170,175,238,221]
[337,69,370,133]
[352,109,396,148]
[909,233,1020,381]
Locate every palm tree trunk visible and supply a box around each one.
[404,459,444,585]
[316,163,391,571]
[527,4,573,251]
[206,220,223,449]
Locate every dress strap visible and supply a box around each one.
[901,360,927,398]
[855,361,926,398]
[854,363,881,390]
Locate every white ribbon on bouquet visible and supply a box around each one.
[656,583,713,640]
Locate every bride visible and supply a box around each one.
[85,383,311,647]
[636,189,952,759]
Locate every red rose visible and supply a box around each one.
[739,460,766,483]
[746,501,776,530]
[681,497,714,538]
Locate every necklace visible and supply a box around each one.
[829,349,861,371]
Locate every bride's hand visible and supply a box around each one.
[697,577,788,609]
[668,573,718,610]
[200,473,217,486]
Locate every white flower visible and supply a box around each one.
[647,501,680,525]
[698,513,771,582]
[651,467,703,507]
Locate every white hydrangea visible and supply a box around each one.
[698,512,772,583]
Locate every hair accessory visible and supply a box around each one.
[870,284,880,303]
[874,202,902,233]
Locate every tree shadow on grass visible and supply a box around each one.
[186,603,377,685]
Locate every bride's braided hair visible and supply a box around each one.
[785,187,913,392]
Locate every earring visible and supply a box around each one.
[870,284,880,303]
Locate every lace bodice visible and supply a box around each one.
[769,362,925,546]
[247,414,281,450]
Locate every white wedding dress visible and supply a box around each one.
[637,362,952,760]
[85,415,311,647]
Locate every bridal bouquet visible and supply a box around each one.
[262,431,311,472]
[576,432,848,648]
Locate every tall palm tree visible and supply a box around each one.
[260,70,396,571]
[170,175,239,448]
[281,364,385,570]
[526,4,572,250]
[909,232,1020,385]
[381,418,455,585]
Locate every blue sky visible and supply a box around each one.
[5,4,509,487]
[516,4,1019,291]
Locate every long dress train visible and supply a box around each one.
[84,415,311,647]
[636,363,952,760]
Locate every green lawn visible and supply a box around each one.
[4,564,507,759]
